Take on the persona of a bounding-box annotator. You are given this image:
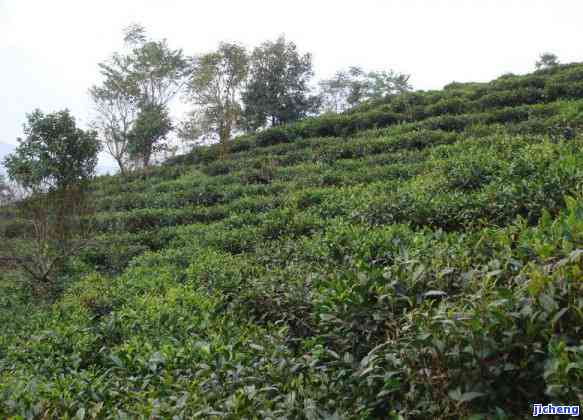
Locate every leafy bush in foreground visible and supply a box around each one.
[3,64,583,419]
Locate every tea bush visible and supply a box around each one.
[3,63,583,418]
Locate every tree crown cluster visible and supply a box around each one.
[88,26,414,169]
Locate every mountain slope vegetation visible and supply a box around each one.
[2,63,583,418]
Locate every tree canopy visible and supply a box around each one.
[319,67,412,113]
[242,36,319,130]
[536,52,560,70]
[88,27,417,165]
[187,42,249,156]
[3,109,100,192]
[128,103,173,167]
[90,24,188,172]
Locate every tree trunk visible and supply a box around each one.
[219,126,230,159]
[115,156,127,176]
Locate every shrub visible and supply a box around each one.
[5,62,583,419]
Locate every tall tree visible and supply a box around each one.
[122,24,189,107]
[175,116,202,151]
[367,69,412,99]
[242,36,319,130]
[318,67,412,113]
[187,42,249,157]
[89,80,138,176]
[1,110,100,295]
[319,67,366,113]
[90,24,188,172]
[127,103,173,167]
[536,52,560,70]
[3,109,100,192]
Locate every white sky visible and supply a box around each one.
[1,0,582,148]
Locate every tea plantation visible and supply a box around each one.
[2,63,583,418]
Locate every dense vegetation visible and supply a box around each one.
[2,63,583,418]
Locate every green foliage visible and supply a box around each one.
[0,174,14,205]
[0,186,98,299]
[242,36,319,129]
[187,42,249,156]
[4,109,100,191]
[536,52,560,70]
[319,66,412,113]
[90,24,187,172]
[127,103,173,167]
[1,110,100,296]
[4,63,583,418]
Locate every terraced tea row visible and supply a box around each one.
[3,63,583,418]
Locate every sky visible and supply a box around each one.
[1,0,582,155]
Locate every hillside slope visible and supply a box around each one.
[2,64,583,418]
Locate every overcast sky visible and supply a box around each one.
[1,0,582,148]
